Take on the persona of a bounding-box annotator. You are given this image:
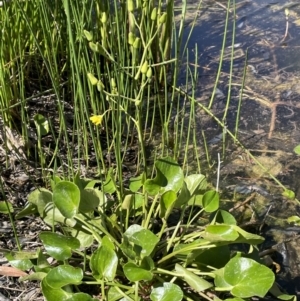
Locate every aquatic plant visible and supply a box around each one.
[3,156,292,300]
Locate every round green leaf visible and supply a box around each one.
[123,262,153,282]
[45,265,83,288]
[40,232,80,261]
[160,190,177,218]
[53,181,80,218]
[287,215,300,225]
[41,278,70,301]
[16,188,52,219]
[90,245,118,281]
[210,210,236,225]
[124,225,159,257]
[5,254,33,271]
[282,189,295,200]
[83,30,93,41]
[70,229,94,248]
[43,203,76,227]
[129,173,145,192]
[0,201,13,214]
[185,174,207,194]
[202,190,219,212]
[294,144,300,155]
[232,225,264,245]
[223,257,275,298]
[204,225,239,242]
[144,156,184,195]
[150,283,183,301]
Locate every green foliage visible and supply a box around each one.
[0,0,296,300]
[8,156,281,300]
[293,144,300,155]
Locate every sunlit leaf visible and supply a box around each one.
[90,238,118,281]
[144,156,184,195]
[215,257,274,298]
[0,201,13,214]
[175,174,207,207]
[175,264,212,291]
[40,232,80,261]
[124,224,159,257]
[210,210,236,225]
[45,265,83,288]
[123,262,153,282]
[53,181,80,218]
[150,282,183,301]
[282,189,295,200]
[202,190,219,212]
[287,215,300,225]
[160,190,177,218]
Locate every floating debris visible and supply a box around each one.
[235,184,272,199]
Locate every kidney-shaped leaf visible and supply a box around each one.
[185,174,207,195]
[144,156,184,195]
[53,181,80,218]
[150,282,183,301]
[90,245,118,281]
[294,144,300,155]
[160,190,177,218]
[202,190,219,212]
[175,174,207,207]
[210,210,236,225]
[204,225,239,242]
[222,257,275,298]
[41,278,70,301]
[4,252,33,272]
[45,265,83,288]
[123,262,153,282]
[124,225,159,257]
[0,201,13,214]
[40,232,80,261]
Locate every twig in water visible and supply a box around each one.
[280,8,289,44]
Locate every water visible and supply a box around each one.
[176,0,300,297]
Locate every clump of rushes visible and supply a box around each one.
[85,0,180,183]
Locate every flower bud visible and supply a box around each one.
[133,37,140,49]
[87,73,98,85]
[128,0,134,12]
[128,32,135,45]
[101,12,108,23]
[151,7,157,20]
[83,30,93,41]
[141,61,148,74]
[159,12,167,24]
[146,67,152,78]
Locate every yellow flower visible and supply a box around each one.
[90,115,103,126]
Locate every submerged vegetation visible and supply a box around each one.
[0,0,299,300]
